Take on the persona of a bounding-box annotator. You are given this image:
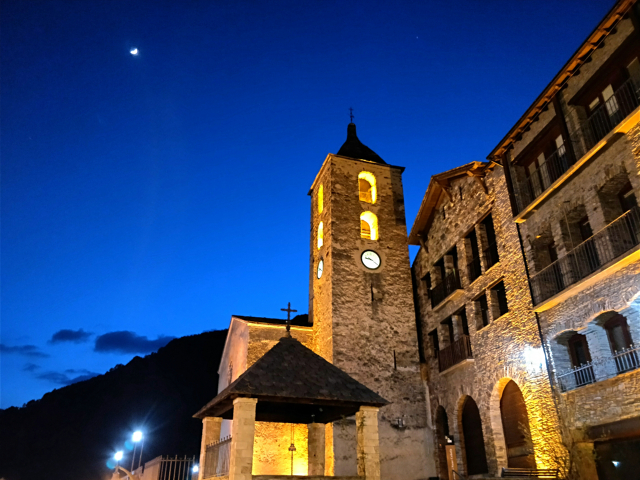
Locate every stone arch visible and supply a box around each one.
[434,405,450,480]
[500,380,536,468]
[458,395,489,475]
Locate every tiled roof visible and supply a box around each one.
[233,314,311,327]
[194,336,388,422]
[337,123,386,164]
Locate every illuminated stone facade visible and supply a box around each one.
[217,316,312,475]
[308,152,435,480]
[409,164,565,477]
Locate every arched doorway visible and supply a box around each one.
[500,380,536,468]
[435,406,450,480]
[461,396,488,475]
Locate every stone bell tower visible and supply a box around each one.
[308,123,435,479]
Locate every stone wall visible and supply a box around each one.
[309,154,435,480]
[411,166,565,477]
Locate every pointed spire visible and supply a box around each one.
[337,123,386,164]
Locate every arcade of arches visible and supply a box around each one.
[434,380,536,478]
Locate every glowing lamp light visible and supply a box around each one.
[192,465,199,473]
[523,346,546,371]
[132,431,143,442]
[130,48,139,56]
[114,451,124,461]
[612,461,620,467]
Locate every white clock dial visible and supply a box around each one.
[317,259,324,279]
[361,250,381,270]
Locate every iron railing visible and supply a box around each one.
[613,344,640,374]
[438,335,473,372]
[530,206,640,305]
[586,77,640,146]
[556,345,640,392]
[430,270,462,308]
[514,78,640,213]
[483,242,500,270]
[556,363,595,392]
[157,456,197,480]
[203,436,231,478]
[516,143,574,211]
[466,256,482,283]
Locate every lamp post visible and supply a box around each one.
[131,430,144,470]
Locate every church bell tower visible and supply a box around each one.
[308,123,435,479]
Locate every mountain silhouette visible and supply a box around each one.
[0,329,228,480]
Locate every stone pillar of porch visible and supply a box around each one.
[308,422,325,475]
[356,406,381,480]
[229,397,258,480]
[199,417,223,480]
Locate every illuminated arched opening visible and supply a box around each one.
[317,222,324,249]
[360,211,378,240]
[358,171,377,204]
[318,185,323,214]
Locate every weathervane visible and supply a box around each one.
[349,107,354,123]
[280,302,297,337]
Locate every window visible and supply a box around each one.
[619,182,638,213]
[441,317,454,344]
[568,334,592,368]
[477,294,489,328]
[578,216,593,242]
[421,273,431,298]
[358,171,377,204]
[604,313,639,373]
[465,229,481,283]
[456,307,469,336]
[491,281,509,317]
[317,222,323,249]
[481,214,499,268]
[318,184,323,214]
[360,211,379,240]
[428,329,439,358]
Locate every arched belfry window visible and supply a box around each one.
[359,171,377,204]
[360,211,378,240]
[318,184,323,214]
[318,222,324,249]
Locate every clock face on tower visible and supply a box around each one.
[361,250,381,270]
[317,259,324,279]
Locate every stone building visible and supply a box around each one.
[408,162,564,478]
[195,1,640,479]
[489,1,640,478]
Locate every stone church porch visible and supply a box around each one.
[194,336,389,480]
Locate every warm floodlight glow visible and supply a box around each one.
[360,211,378,240]
[130,48,139,55]
[114,451,124,461]
[318,185,323,214]
[317,222,324,249]
[192,465,199,473]
[358,171,377,204]
[132,431,143,442]
[523,346,545,371]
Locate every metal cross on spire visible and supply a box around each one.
[349,107,354,123]
[280,302,297,337]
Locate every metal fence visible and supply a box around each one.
[430,270,462,308]
[203,436,231,478]
[557,345,640,392]
[586,77,640,146]
[438,335,473,372]
[530,206,640,305]
[514,78,640,213]
[157,456,197,480]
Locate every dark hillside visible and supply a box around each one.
[0,329,228,480]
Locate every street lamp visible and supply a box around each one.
[114,451,124,469]
[192,465,199,474]
[131,430,144,471]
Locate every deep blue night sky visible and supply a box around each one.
[1,0,615,408]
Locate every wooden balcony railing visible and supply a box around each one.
[430,270,462,308]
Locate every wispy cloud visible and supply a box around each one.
[49,328,93,344]
[36,369,99,386]
[0,344,49,358]
[94,331,175,354]
[23,363,41,372]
